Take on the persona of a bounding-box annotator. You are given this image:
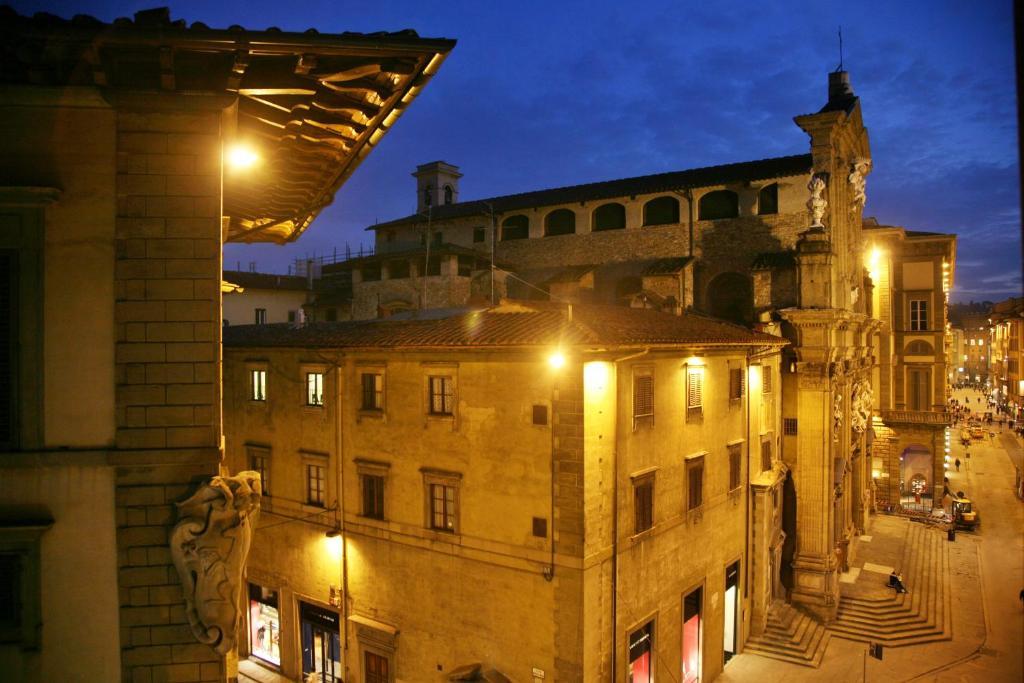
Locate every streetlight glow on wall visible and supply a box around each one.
[548,351,566,370]
[227,142,260,170]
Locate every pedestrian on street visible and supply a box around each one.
[955,458,961,472]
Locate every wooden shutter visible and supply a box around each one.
[687,368,703,409]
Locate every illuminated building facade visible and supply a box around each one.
[990,297,1024,420]
[222,303,785,682]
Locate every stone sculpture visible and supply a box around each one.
[832,387,844,442]
[807,175,828,227]
[170,471,262,654]
[850,380,872,434]
[847,158,871,214]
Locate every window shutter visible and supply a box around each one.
[634,374,654,417]
[687,369,703,409]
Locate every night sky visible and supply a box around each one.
[15,0,1022,302]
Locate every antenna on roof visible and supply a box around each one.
[837,26,844,71]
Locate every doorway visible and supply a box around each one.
[723,562,739,665]
[300,601,341,683]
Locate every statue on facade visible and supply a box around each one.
[832,387,844,442]
[847,158,871,215]
[851,381,873,433]
[170,471,262,654]
[807,174,828,227]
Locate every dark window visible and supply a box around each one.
[501,215,529,241]
[0,553,22,634]
[361,474,385,519]
[729,445,742,491]
[1,252,16,450]
[432,231,443,246]
[457,256,473,277]
[729,368,745,401]
[306,463,325,507]
[365,651,389,683]
[429,483,457,531]
[532,517,547,538]
[387,260,410,279]
[908,367,931,410]
[634,477,654,534]
[783,418,798,435]
[643,196,680,225]
[698,190,739,220]
[248,446,271,496]
[426,256,442,276]
[287,310,296,323]
[443,185,454,205]
[533,404,548,425]
[428,376,454,415]
[423,186,432,207]
[544,209,576,236]
[761,440,772,471]
[361,263,381,282]
[910,299,929,331]
[758,184,779,215]
[633,372,654,424]
[905,340,934,355]
[473,226,486,243]
[687,457,704,510]
[593,202,626,231]
[360,373,383,411]
[254,308,267,325]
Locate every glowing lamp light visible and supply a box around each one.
[227,143,259,170]
[548,351,566,370]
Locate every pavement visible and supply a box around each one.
[720,388,1023,682]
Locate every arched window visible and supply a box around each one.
[758,184,778,215]
[905,340,935,356]
[545,209,576,236]
[423,186,433,207]
[443,185,454,205]
[643,196,680,226]
[593,202,626,231]
[706,272,753,326]
[501,215,529,241]
[698,190,739,220]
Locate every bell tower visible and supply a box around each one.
[413,161,462,212]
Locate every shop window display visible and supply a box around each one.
[301,601,342,682]
[628,621,653,682]
[682,587,702,682]
[249,584,281,666]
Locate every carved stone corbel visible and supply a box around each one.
[170,471,262,654]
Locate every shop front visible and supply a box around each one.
[300,600,342,683]
[628,621,653,683]
[248,584,281,667]
[682,586,702,683]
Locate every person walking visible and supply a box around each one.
[955,457,961,472]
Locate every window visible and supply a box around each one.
[361,474,385,519]
[633,370,654,427]
[422,469,461,533]
[698,190,739,220]
[432,231,443,246]
[544,209,576,236]
[247,445,271,497]
[457,256,473,277]
[728,444,742,491]
[687,456,704,510]
[365,650,390,683]
[254,308,267,325]
[969,339,976,346]
[250,369,267,401]
[905,340,934,355]
[910,299,929,331]
[306,461,326,507]
[682,588,702,683]
[633,475,654,534]
[643,196,680,226]
[306,372,324,406]
[361,263,382,282]
[761,440,772,471]
[757,183,779,215]
[360,372,384,411]
[687,367,704,420]
[443,185,454,205]
[0,521,49,649]
[593,202,626,231]
[908,367,931,410]
[425,255,442,276]
[387,260,410,279]
[628,621,654,683]
[762,366,773,394]
[533,404,548,425]
[248,584,280,666]
[473,226,486,243]
[729,367,745,401]
[287,310,296,323]
[501,215,529,241]
[532,517,548,538]
[783,418,798,435]
[428,375,454,415]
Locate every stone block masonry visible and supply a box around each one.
[114,107,224,683]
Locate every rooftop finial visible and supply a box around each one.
[837,26,844,71]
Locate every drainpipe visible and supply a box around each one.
[335,356,350,654]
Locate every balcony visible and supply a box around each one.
[880,410,952,426]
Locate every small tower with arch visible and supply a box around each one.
[413,161,463,212]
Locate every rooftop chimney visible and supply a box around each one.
[828,70,854,101]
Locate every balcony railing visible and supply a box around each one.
[880,410,952,426]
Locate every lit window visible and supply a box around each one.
[360,372,384,411]
[628,621,654,683]
[910,299,929,331]
[250,369,267,401]
[428,375,454,416]
[687,456,704,510]
[306,462,326,507]
[254,308,267,325]
[306,372,324,406]
[423,469,461,533]
[687,367,704,420]
[633,474,654,534]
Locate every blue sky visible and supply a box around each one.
[18,0,1021,301]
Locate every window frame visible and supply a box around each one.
[247,444,271,497]
[757,183,779,215]
[425,369,457,418]
[909,297,929,331]
[686,365,704,422]
[249,366,268,402]
[356,459,390,521]
[728,367,745,402]
[592,202,627,231]
[302,452,329,508]
[421,468,462,534]
[642,195,680,226]
[686,453,706,512]
[254,308,267,325]
[358,367,385,414]
[305,370,325,407]
[632,471,656,536]
[632,367,654,429]
[0,523,49,649]
[728,443,742,492]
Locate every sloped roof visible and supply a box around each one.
[0,6,454,244]
[368,154,813,230]
[643,257,694,276]
[751,252,796,269]
[223,270,309,291]
[223,300,787,350]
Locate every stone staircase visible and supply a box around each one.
[830,522,952,646]
[744,601,831,667]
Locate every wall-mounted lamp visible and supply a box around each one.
[325,527,341,538]
[226,142,260,171]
